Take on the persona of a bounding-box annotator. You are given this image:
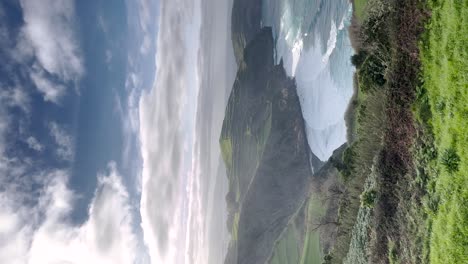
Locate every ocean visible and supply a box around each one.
[263,0,355,161]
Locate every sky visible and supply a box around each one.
[0,0,359,263]
[0,0,237,263]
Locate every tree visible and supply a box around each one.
[321,184,345,202]
[310,216,341,232]
[351,50,368,67]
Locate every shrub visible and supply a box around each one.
[441,148,460,173]
[388,240,399,264]
[360,0,392,46]
[359,55,386,91]
[323,254,333,264]
[340,146,357,180]
[435,100,446,114]
[351,50,368,67]
[361,190,377,208]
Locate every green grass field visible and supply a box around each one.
[300,196,326,264]
[269,224,301,264]
[220,138,233,170]
[231,213,240,241]
[300,230,321,264]
[353,0,368,21]
[419,0,468,263]
[268,195,325,264]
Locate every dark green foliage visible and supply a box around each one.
[441,148,460,173]
[351,50,368,67]
[323,254,333,264]
[361,190,377,208]
[425,192,440,213]
[359,0,392,48]
[414,86,433,125]
[388,240,398,264]
[358,55,386,91]
[435,100,446,114]
[340,146,356,180]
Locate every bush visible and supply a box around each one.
[388,240,399,264]
[435,100,446,114]
[323,254,333,264]
[441,148,460,173]
[360,0,392,46]
[340,146,357,180]
[351,50,368,67]
[359,55,386,91]
[361,190,377,208]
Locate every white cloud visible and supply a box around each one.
[0,164,142,264]
[114,88,141,177]
[0,86,30,113]
[20,0,84,81]
[140,35,151,55]
[48,122,74,161]
[26,137,43,152]
[30,69,66,103]
[138,0,153,55]
[0,193,32,264]
[138,0,203,263]
[18,0,84,103]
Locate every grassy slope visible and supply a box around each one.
[343,172,376,264]
[268,195,324,264]
[222,95,272,241]
[300,197,325,264]
[321,0,466,263]
[331,0,425,263]
[419,0,468,263]
[353,0,368,21]
[267,193,328,264]
[269,224,301,264]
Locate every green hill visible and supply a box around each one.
[221,28,316,264]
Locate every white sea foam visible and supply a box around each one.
[322,21,338,64]
[295,50,350,160]
[272,2,354,161]
[275,6,303,76]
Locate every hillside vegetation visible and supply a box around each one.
[221,28,315,264]
[324,0,467,263]
[417,0,468,263]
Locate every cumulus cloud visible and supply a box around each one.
[30,69,67,103]
[26,137,43,152]
[48,122,74,161]
[20,0,84,81]
[10,0,84,103]
[0,2,151,262]
[0,193,32,264]
[0,164,141,264]
[138,0,202,263]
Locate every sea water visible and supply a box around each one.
[263,0,355,161]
